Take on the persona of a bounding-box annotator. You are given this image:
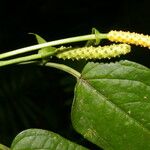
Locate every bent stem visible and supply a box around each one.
[0,33,107,60]
[45,62,81,79]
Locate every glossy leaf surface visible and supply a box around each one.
[72,60,150,150]
[11,129,88,150]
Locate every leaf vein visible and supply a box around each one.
[80,78,150,135]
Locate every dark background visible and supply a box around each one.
[0,0,150,149]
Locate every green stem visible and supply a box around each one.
[45,62,81,79]
[0,33,107,59]
[0,54,40,67]
[0,51,55,67]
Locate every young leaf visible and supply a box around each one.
[85,28,101,46]
[11,129,88,150]
[71,60,150,150]
[30,33,56,64]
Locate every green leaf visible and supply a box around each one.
[0,144,10,150]
[85,28,101,46]
[11,129,88,150]
[32,33,47,44]
[92,28,101,45]
[30,33,56,64]
[71,60,150,150]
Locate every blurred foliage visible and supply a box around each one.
[0,63,72,144]
[0,60,100,149]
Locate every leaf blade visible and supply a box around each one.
[72,60,150,150]
[11,129,88,150]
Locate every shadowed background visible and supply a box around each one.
[0,0,150,149]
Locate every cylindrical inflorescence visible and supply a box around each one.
[56,44,131,60]
[108,30,150,48]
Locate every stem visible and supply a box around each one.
[45,62,81,79]
[0,54,40,67]
[0,51,55,67]
[0,33,107,59]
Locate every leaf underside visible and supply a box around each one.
[71,60,150,150]
[11,129,88,150]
